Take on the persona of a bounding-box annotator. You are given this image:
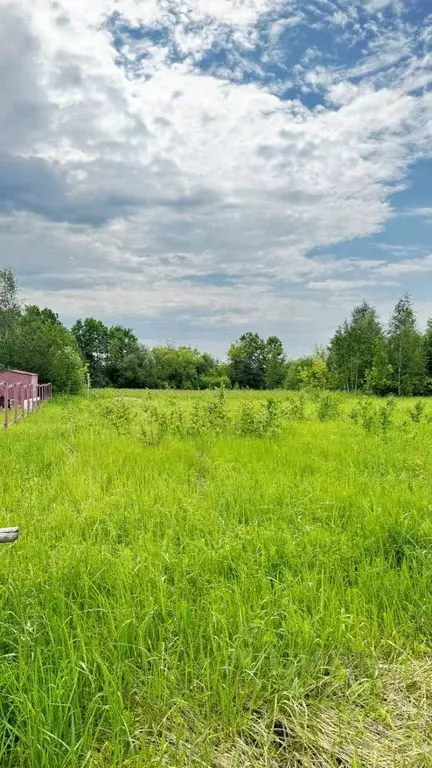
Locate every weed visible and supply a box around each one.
[1,390,430,766]
[236,401,263,436]
[206,387,230,433]
[285,392,307,421]
[378,397,396,439]
[350,398,377,432]
[99,398,133,433]
[317,392,340,421]
[262,397,282,436]
[410,400,425,423]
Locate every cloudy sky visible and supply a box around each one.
[1,0,431,357]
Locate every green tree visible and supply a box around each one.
[52,346,86,394]
[112,345,158,389]
[364,337,392,395]
[328,301,385,392]
[0,266,19,313]
[387,294,426,396]
[228,332,266,389]
[264,336,286,389]
[424,319,432,392]
[106,325,141,387]
[0,266,21,364]
[72,318,109,386]
[285,356,313,390]
[8,305,84,392]
[299,358,330,390]
[152,346,219,389]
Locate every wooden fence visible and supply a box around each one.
[0,382,52,428]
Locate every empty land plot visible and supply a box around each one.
[1,390,432,767]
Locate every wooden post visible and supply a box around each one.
[4,383,8,429]
[14,384,17,422]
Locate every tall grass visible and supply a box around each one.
[0,391,432,766]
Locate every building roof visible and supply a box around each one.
[0,369,37,375]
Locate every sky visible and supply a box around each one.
[1,0,431,358]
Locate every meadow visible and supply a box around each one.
[1,389,432,767]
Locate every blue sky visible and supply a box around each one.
[0,0,431,357]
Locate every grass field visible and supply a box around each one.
[1,389,432,767]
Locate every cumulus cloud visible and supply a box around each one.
[0,0,431,352]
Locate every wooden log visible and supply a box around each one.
[0,527,19,543]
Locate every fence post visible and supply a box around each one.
[14,384,17,422]
[4,384,8,429]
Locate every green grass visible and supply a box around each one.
[1,389,432,766]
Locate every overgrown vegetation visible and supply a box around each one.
[1,390,432,766]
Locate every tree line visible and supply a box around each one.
[0,267,431,395]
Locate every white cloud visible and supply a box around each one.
[364,0,403,11]
[374,254,432,275]
[0,0,431,352]
[407,208,432,218]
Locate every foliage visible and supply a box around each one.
[363,337,393,395]
[387,294,425,396]
[0,265,19,312]
[228,332,267,389]
[2,267,432,397]
[285,356,313,390]
[316,391,340,420]
[51,346,86,394]
[299,358,330,390]
[1,302,84,393]
[424,318,432,393]
[264,336,286,389]
[328,301,386,392]
[72,317,109,386]
[0,266,21,362]
[152,345,216,390]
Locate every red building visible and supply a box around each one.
[0,370,39,403]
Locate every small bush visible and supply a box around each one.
[378,397,396,439]
[99,398,133,433]
[410,401,425,423]
[317,392,340,421]
[350,398,377,432]
[284,393,307,421]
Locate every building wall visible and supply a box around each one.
[0,372,39,403]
